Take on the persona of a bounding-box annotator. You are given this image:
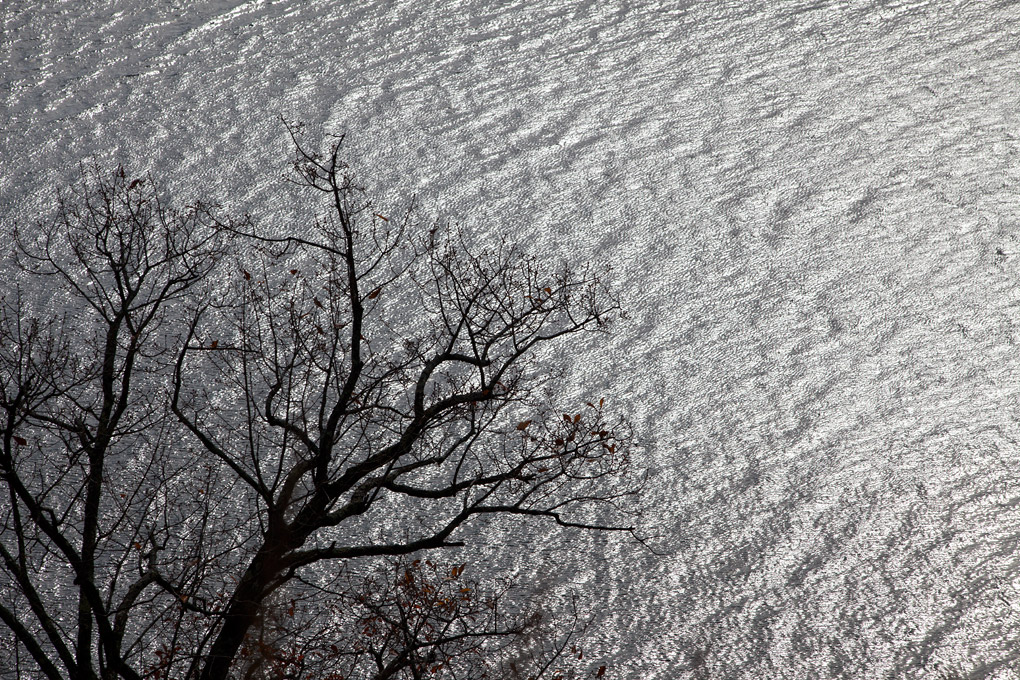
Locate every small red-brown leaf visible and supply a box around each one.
[544,286,552,294]
[313,298,324,308]
[516,420,532,431]
[13,435,27,446]
[209,340,218,349]
[597,665,606,677]
[563,414,572,422]
[243,270,251,281]
[573,413,581,423]
[290,269,299,275]
[367,287,381,300]
[374,213,389,222]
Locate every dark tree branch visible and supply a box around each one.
[2,131,637,680]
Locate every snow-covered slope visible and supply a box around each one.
[5,1,1020,677]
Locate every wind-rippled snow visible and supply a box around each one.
[4,1,1020,677]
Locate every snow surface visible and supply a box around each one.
[5,0,1020,677]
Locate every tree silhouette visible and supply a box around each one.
[0,127,639,680]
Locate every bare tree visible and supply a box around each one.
[0,167,225,680]
[0,128,639,680]
[237,557,603,680]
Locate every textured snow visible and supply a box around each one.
[5,0,1020,677]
